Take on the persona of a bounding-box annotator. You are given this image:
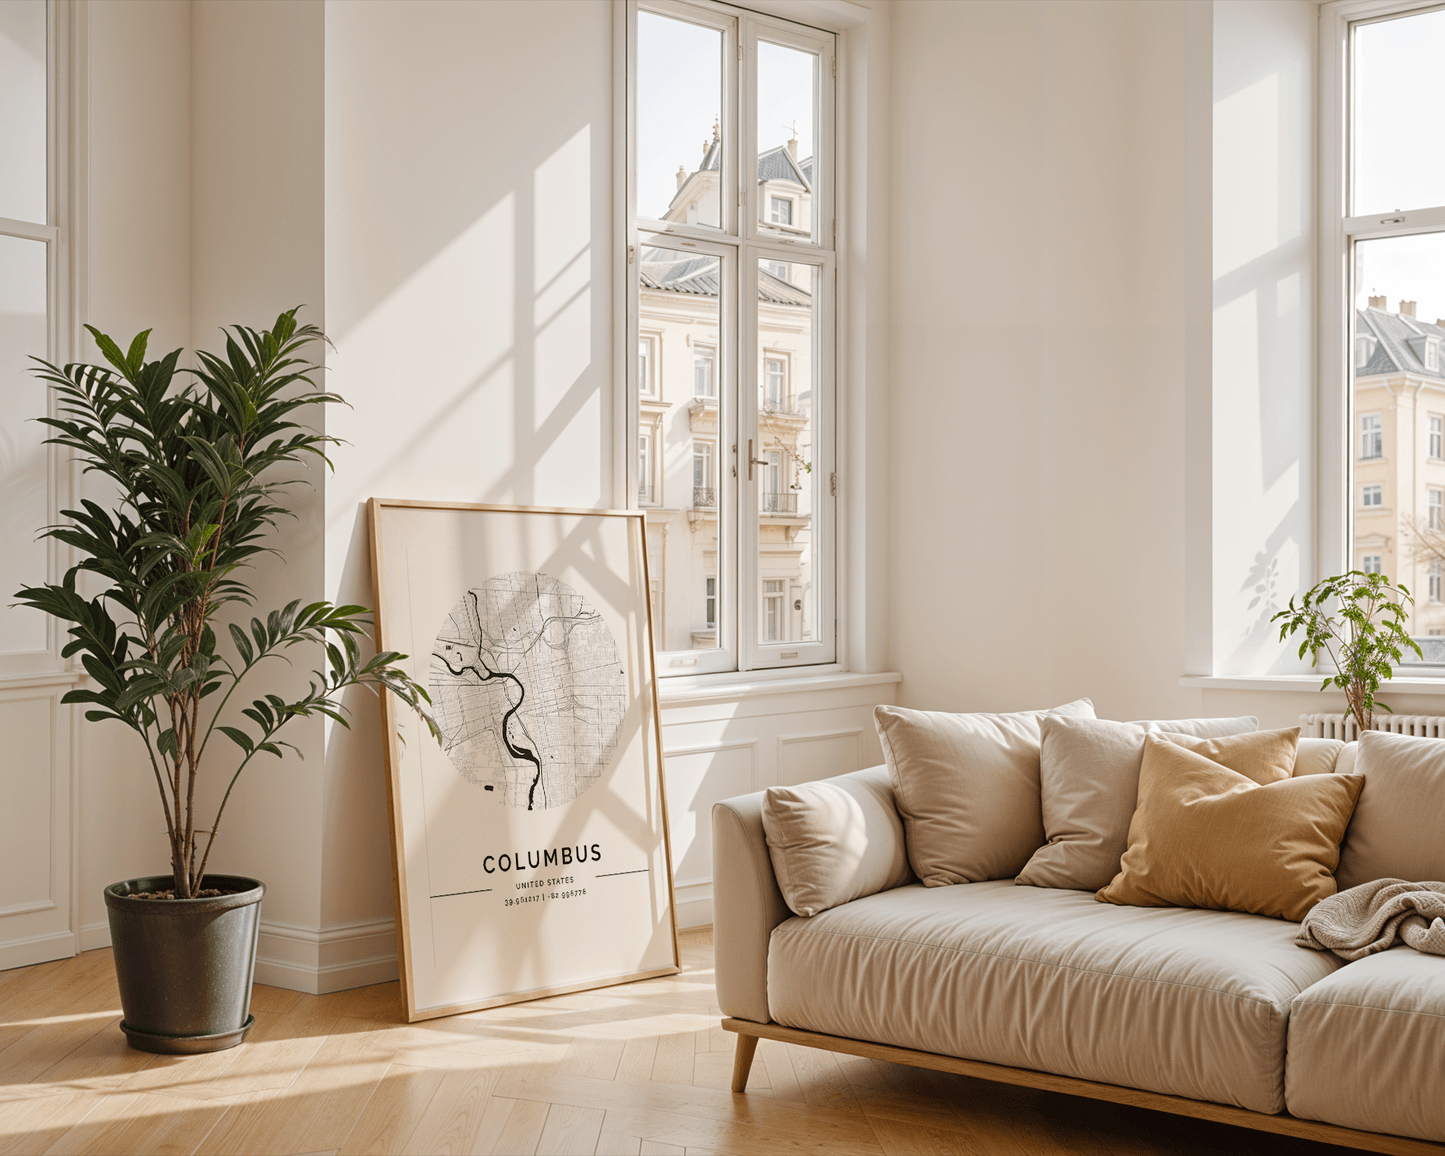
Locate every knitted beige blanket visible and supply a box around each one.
[1296,879,1445,961]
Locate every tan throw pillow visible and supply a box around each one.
[1337,731,1445,890]
[874,699,1095,886]
[1018,721,1290,892]
[1097,734,1363,922]
[761,775,913,918]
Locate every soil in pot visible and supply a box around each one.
[104,874,265,1054]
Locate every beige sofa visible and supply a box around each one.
[712,737,1445,1155]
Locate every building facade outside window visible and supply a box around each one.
[628,0,836,675]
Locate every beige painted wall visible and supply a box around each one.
[886,0,1196,721]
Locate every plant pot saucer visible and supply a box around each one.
[119,1014,254,1055]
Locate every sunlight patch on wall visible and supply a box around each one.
[1214,74,1281,278]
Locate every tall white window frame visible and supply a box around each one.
[1321,0,1445,584]
[1,0,80,678]
[624,0,837,675]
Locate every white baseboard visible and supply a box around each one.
[674,881,712,930]
[76,916,402,995]
[0,929,77,971]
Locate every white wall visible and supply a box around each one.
[1209,0,1317,676]
[77,0,193,943]
[887,0,1197,722]
[319,0,616,937]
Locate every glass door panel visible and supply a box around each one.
[1352,231,1445,661]
[756,39,817,243]
[753,258,818,649]
[0,234,49,654]
[637,9,724,229]
[637,242,729,665]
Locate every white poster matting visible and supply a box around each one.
[370,500,679,1021]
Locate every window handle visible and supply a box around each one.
[747,438,768,481]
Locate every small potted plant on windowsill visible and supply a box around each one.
[14,309,437,1053]
[1272,570,1423,736]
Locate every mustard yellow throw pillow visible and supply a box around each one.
[1097,734,1363,922]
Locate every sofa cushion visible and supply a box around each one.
[1096,734,1360,922]
[1018,718,1269,893]
[1285,948,1445,1142]
[767,881,1341,1113]
[762,772,912,918]
[1293,737,1345,776]
[1128,715,1258,737]
[874,699,1094,887]
[1337,731,1445,890]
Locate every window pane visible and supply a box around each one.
[756,40,816,240]
[637,10,722,227]
[638,243,724,655]
[1354,9,1445,216]
[755,258,817,647]
[0,234,49,654]
[1354,232,1445,655]
[0,0,46,224]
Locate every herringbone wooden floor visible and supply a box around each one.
[0,928,1357,1155]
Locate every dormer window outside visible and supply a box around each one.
[1429,337,1441,371]
[769,196,792,226]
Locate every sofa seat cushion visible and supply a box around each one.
[767,881,1341,1114]
[1285,948,1445,1142]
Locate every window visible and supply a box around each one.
[1331,5,1445,631]
[763,356,787,411]
[693,440,714,507]
[638,336,657,396]
[705,576,716,628]
[1431,565,1443,604]
[638,431,654,505]
[1360,413,1383,460]
[1362,484,1383,508]
[629,0,836,674]
[763,579,785,641]
[692,345,715,399]
[1,0,68,662]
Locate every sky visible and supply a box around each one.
[636,10,816,223]
[1352,8,1445,323]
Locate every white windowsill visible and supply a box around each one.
[1180,673,1445,694]
[657,667,901,707]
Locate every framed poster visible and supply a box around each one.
[369,499,680,1021]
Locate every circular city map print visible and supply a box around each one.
[429,573,626,810]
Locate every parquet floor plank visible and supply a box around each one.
[41,1089,231,1156]
[0,933,1380,1156]
[536,1102,605,1156]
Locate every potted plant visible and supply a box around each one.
[14,309,436,1053]
[1271,570,1423,736]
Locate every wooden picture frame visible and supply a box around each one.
[369,499,680,1021]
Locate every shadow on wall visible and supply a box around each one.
[1212,6,1314,675]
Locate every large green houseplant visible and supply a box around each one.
[14,308,436,1052]
[1271,570,1423,735]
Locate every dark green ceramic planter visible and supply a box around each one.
[104,874,265,1054]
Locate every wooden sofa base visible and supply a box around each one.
[721,1017,1444,1156]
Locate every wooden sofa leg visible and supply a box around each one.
[731,1033,760,1093]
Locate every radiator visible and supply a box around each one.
[1298,713,1445,741]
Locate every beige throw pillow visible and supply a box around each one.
[1128,715,1258,737]
[1336,731,1445,890]
[1097,734,1362,922]
[874,699,1094,887]
[761,775,913,918]
[1018,720,1285,892]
